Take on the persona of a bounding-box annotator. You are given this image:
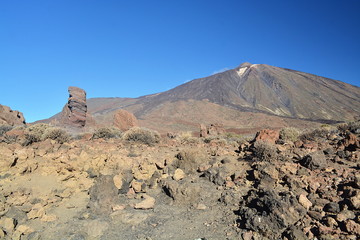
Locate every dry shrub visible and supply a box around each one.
[279,127,300,142]
[122,127,160,145]
[0,125,13,136]
[252,141,277,162]
[299,128,330,142]
[337,120,360,134]
[43,128,70,143]
[25,123,51,141]
[177,131,200,144]
[175,148,208,173]
[23,124,70,145]
[92,127,122,139]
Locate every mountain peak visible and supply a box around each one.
[239,62,253,68]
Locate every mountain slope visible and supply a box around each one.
[46,62,360,133]
[131,62,360,121]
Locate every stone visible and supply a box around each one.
[199,124,207,137]
[88,175,119,215]
[350,190,360,209]
[323,202,340,213]
[134,195,155,209]
[13,225,34,239]
[301,151,327,170]
[85,220,109,238]
[131,180,143,193]
[342,131,360,151]
[196,203,207,210]
[0,217,16,234]
[113,109,138,131]
[298,194,312,210]
[112,204,126,211]
[253,129,280,145]
[173,168,185,181]
[113,174,123,190]
[27,203,45,219]
[41,214,57,222]
[60,86,87,127]
[199,123,225,137]
[239,189,306,239]
[344,220,360,235]
[336,210,356,222]
[0,104,26,125]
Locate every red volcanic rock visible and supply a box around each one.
[60,87,87,127]
[0,104,26,126]
[342,131,359,151]
[113,109,138,131]
[254,129,280,144]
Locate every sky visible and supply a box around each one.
[1,0,360,122]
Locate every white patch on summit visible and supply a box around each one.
[237,67,248,77]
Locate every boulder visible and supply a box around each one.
[113,109,138,131]
[300,151,327,170]
[60,86,87,127]
[0,104,26,126]
[239,189,306,239]
[253,129,279,145]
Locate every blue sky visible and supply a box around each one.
[1,0,359,122]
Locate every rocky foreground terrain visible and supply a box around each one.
[0,121,359,240]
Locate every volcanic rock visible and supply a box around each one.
[239,189,306,238]
[113,109,138,131]
[300,151,327,170]
[60,86,87,127]
[199,123,225,137]
[0,104,25,126]
[253,129,279,144]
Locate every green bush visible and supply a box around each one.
[92,127,122,139]
[0,125,13,136]
[43,128,70,143]
[279,127,300,142]
[122,127,160,145]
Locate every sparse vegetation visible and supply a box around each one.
[25,123,51,141]
[122,127,160,145]
[252,140,277,162]
[22,133,41,146]
[299,128,331,142]
[279,127,300,142]
[177,131,200,144]
[43,128,70,143]
[92,127,122,139]
[0,124,13,136]
[22,123,71,145]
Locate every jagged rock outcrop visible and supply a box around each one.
[0,104,26,126]
[60,87,87,127]
[113,109,138,131]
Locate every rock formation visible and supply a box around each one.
[113,109,138,131]
[0,104,25,125]
[199,123,225,137]
[60,87,87,127]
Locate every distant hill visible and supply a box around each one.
[46,63,360,133]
